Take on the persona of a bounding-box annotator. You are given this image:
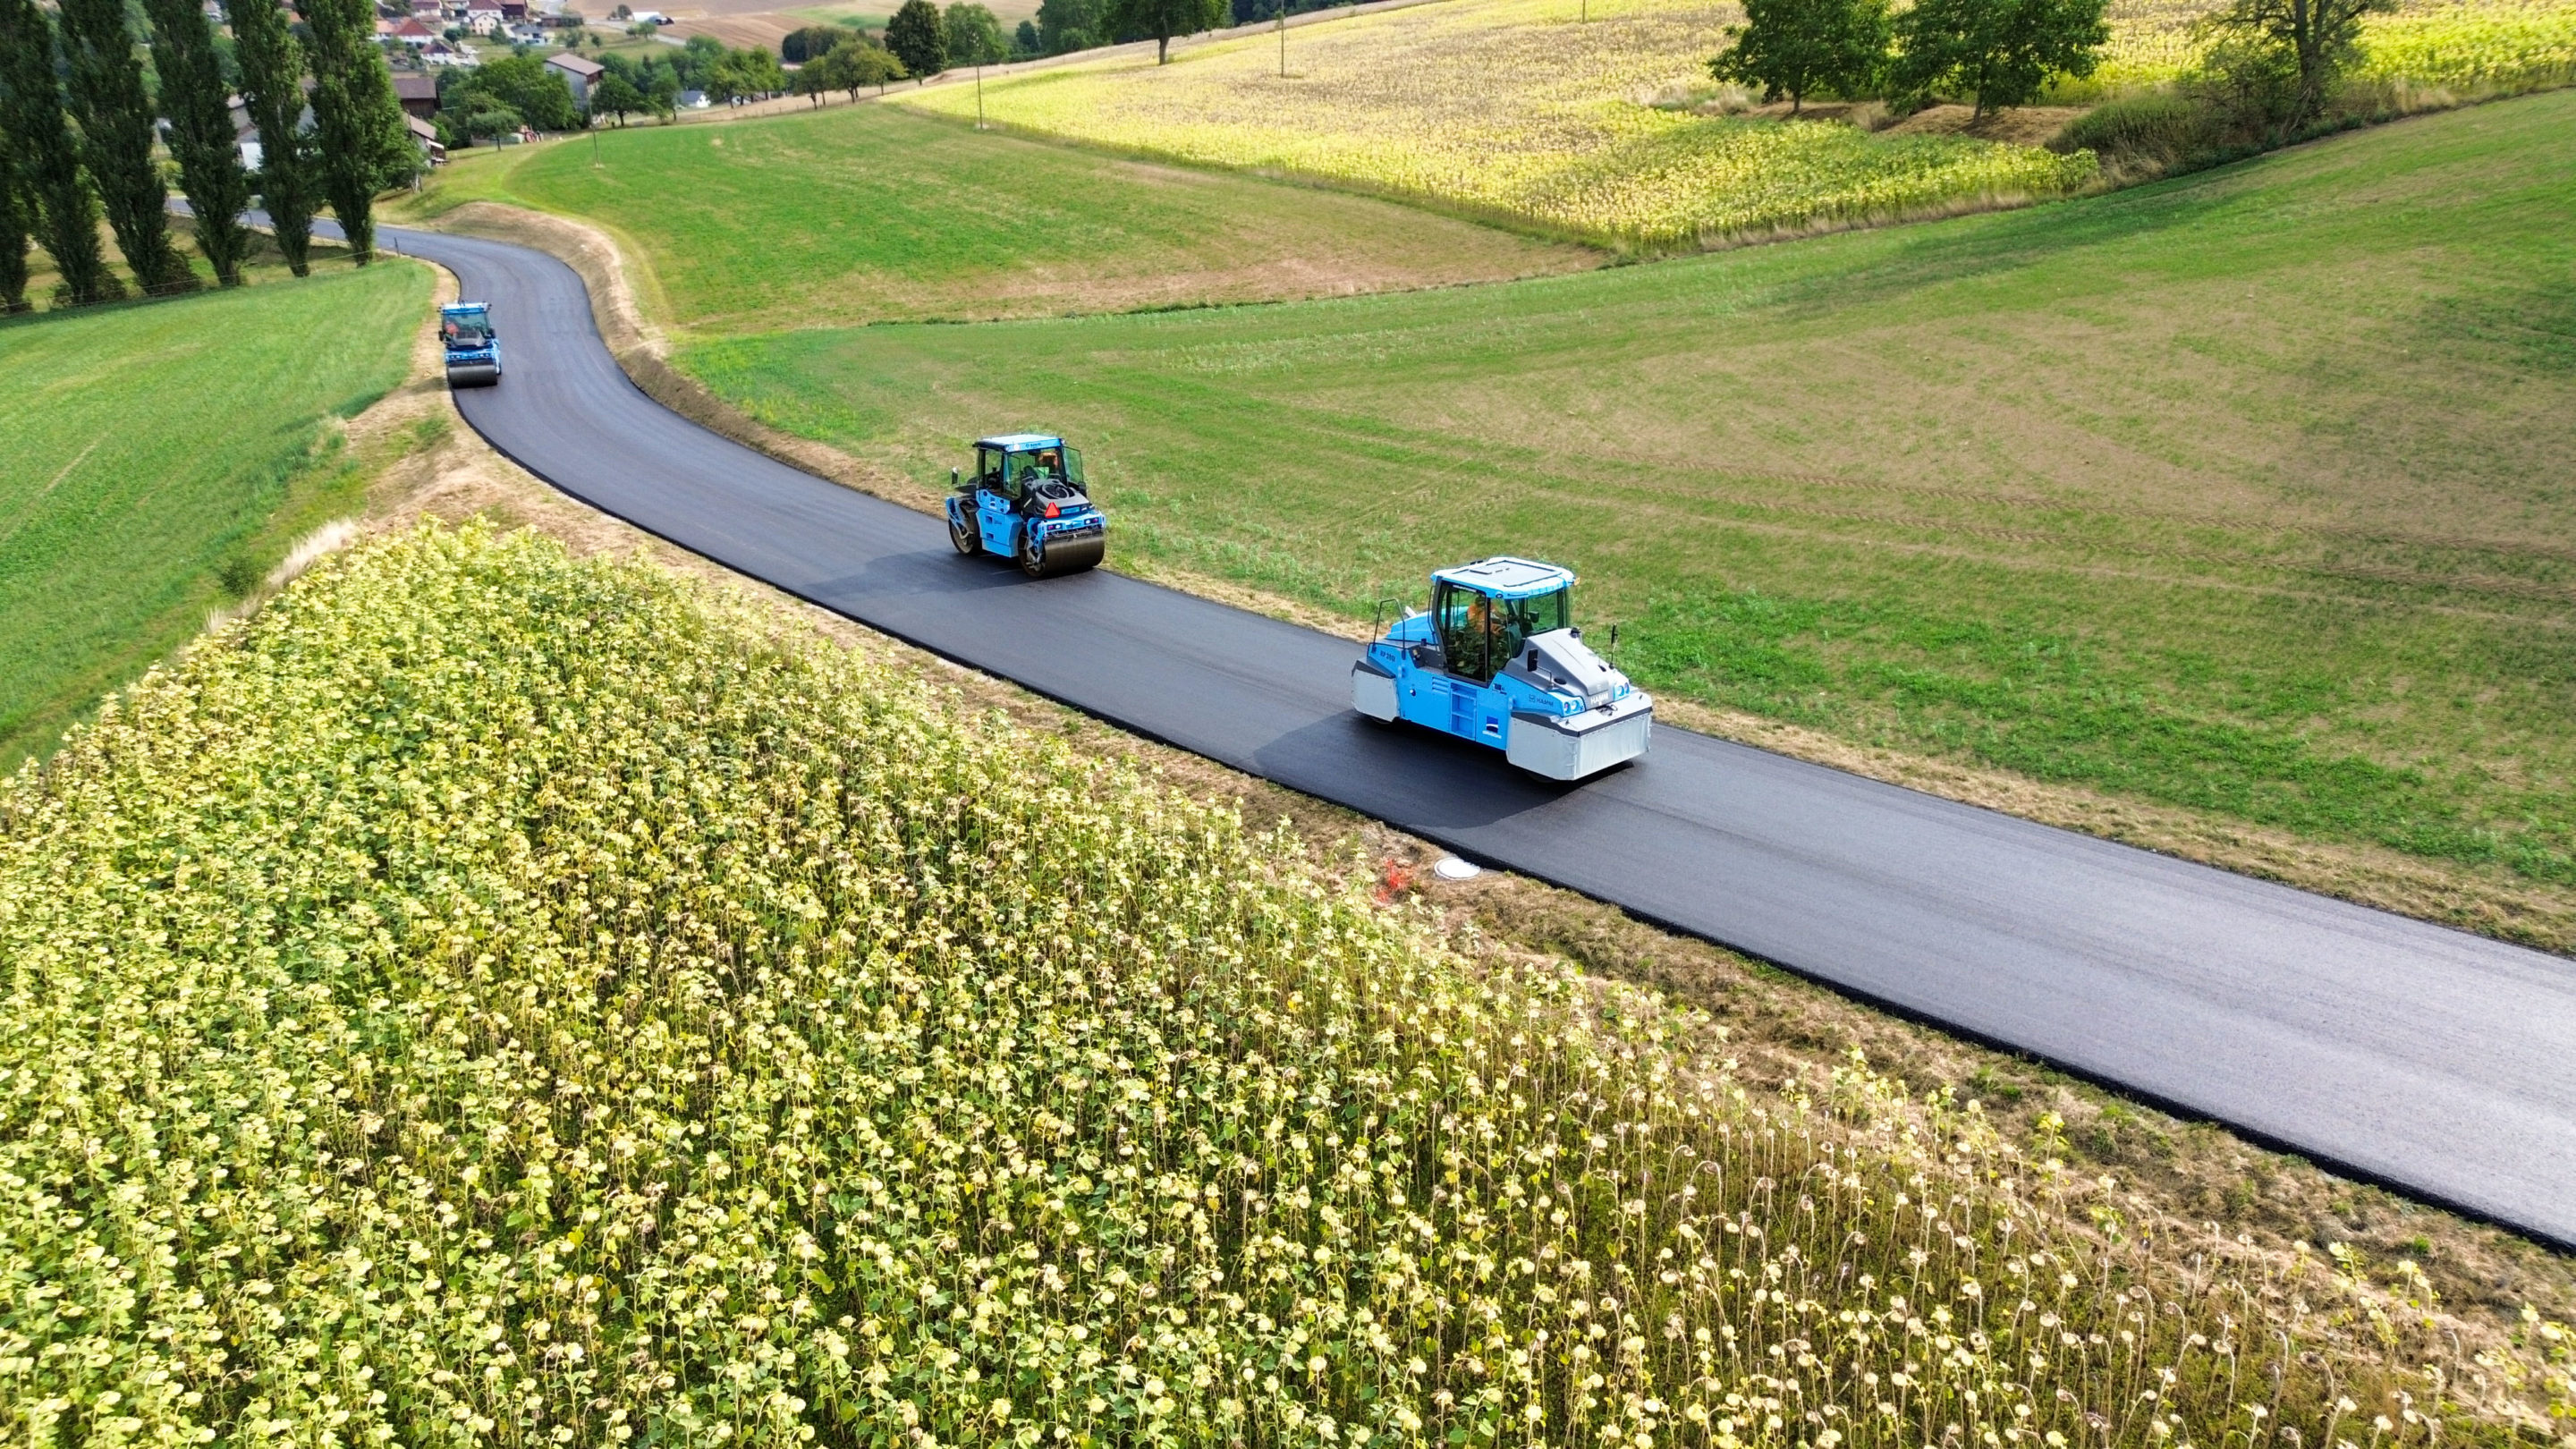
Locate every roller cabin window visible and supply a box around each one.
[1436,584,1570,683]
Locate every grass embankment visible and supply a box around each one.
[680,89,2576,895]
[5,522,2569,1442]
[0,261,431,769]
[901,0,2099,245]
[391,106,1592,335]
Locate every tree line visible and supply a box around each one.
[1712,0,2390,133]
[1,0,414,311]
[1709,0,2108,117]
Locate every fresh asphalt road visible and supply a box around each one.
[381,224,2576,1249]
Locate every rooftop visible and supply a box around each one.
[546,50,604,73]
[974,434,1064,452]
[1432,555,1576,599]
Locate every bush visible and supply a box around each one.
[2047,88,2212,166]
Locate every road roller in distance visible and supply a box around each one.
[1353,556,1652,781]
[439,302,502,388]
[946,434,1107,579]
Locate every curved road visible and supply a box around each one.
[384,224,2576,1249]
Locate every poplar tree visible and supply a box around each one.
[145,0,251,284]
[0,123,30,311]
[231,0,318,275]
[60,0,194,292]
[0,0,120,302]
[303,0,411,263]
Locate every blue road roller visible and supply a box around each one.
[946,434,1107,578]
[440,301,502,387]
[1353,556,1652,780]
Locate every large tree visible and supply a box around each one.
[1103,0,1224,64]
[302,0,414,263]
[1035,0,1099,53]
[943,1,1007,64]
[232,0,318,275]
[0,118,29,311]
[1709,0,1890,114]
[1891,0,2106,116]
[2203,0,2386,131]
[885,0,947,78]
[0,0,120,302]
[59,0,194,291]
[780,23,844,61]
[590,69,648,122]
[818,38,906,97]
[144,0,253,285]
[448,53,580,130]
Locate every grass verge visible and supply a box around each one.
[4,520,2570,1442]
[673,89,2576,913]
[0,258,433,770]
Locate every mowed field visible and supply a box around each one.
[680,91,2576,887]
[0,262,430,767]
[396,106,1594,334]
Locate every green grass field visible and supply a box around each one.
[394,105,1592,335]
[0,262,430,768]
[678,91,2576,886]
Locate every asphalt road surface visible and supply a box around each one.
[380,224,2576,1248]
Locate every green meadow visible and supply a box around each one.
[674,91,2576,884]
[0,262,430,767]
[394,104,1590,335]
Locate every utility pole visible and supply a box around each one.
[976,60,985,126]
[1276,0,1285,76]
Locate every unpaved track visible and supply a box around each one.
[382,223,2576,1249]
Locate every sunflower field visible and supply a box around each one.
[3,524,2571,1445]
[2083,0,2576,94]
[903,0,2097,245]
[903,0,2574,244]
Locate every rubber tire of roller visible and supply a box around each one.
[949,510,979,555]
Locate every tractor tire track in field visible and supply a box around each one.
[382,222,2576,1250]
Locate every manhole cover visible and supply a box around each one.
[1432,856,1483,881]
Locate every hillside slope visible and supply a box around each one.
[682,90,2576,902]
[0,262,431,767]
[392,106,1593,335]
[5,523,2567,1441]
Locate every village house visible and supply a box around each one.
[544,50,603,106]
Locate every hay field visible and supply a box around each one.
[901,0,2099,245]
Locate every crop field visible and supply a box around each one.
[2083,0,2576,94]
[0,261,429,770]
[902,0,2099,245]
[681,89,2576,894]
[5,522,2570,1441]
[394,106,1590,335]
